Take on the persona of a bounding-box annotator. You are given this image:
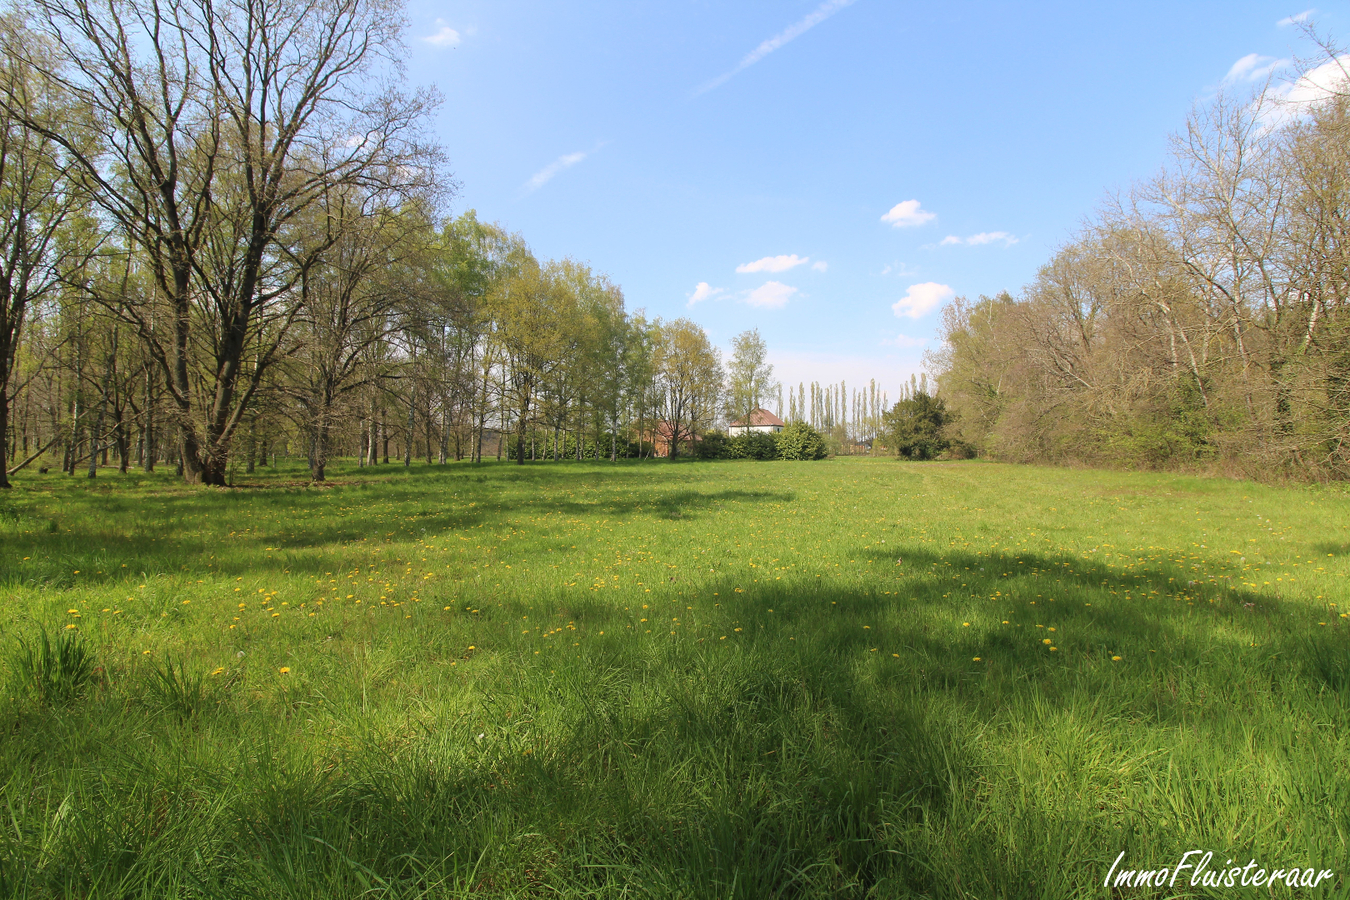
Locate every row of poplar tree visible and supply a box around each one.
[930,36,1350,479]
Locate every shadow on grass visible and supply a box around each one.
[0,462,794,586]
[3,558,1347,898]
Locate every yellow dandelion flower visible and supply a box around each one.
[972,657,981,662]
[1042,638,1052,644]
[279,667,290,674]
[1111,656,1122,661]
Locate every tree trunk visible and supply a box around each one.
[0,397,10,487]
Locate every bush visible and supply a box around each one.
[883,391,951,460]
[726,431,778,460]
[776,422,828,460]
[695,431,730,459]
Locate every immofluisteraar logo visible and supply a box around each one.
[1105,851,1336,890]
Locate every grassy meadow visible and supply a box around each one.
[1,457,1348,898]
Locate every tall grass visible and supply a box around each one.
[0,458,1346,897]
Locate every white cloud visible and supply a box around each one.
[811,260,828,272]
[423,19,462,47]
[941,231,1018,247]
[883,334,928,349]
[736,254,809,274]
[892,282,953,319]
[1259,54,1350,128]
[1277,9,1314,26]
[881,199,936,228]
[695,0,857,95]
[523,146,601,193]
[687,282,725,306]
[1225,53,1287,84]
[1280,55,1350,105]
[744,281,798,309]
[967,231,1018,246]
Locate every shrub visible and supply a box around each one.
[695,431,730,459]
[776,422,828,460]
[11,627,93,706]
[883,391,951,460]
[727,431,778,460]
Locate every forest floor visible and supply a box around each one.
[1,457,1348,898]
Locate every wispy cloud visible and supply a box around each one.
[736,254,809,274]
[522,144,603,194]
[883,333,928,349]
[940,231,1018,247]
[1277,9,1314,27]
[694,0,858,95]
[687,282,725,306]
[811,260,828,272]
[1224,53,1287,84]
[880,262,918,277]
[892,282,953,319]
[423,19,462,47]
[1258,54,1350,129]
[744,281,798,309]
[881,200,936,228]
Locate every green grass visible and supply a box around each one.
[0,457,1347,898]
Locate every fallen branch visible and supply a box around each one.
[6,437,60,476]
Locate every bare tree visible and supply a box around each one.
[2,0,440,484]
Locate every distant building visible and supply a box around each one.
[639,421,699,458]
[727,408,785,436]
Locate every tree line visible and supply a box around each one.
[0,0,823,487]
[929,35,1350,479]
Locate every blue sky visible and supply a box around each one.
[400,1,1343,402]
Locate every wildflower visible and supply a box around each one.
[1042,638,1052,645]
[279,667,290,674]
[1111,656,1122,661]
[972,657,981,662]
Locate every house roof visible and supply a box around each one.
[728,408,786,428]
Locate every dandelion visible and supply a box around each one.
[1042,638,1052,644]
[1111,656,1122,661]
[279,667,291,674]
[972,657,981,662]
